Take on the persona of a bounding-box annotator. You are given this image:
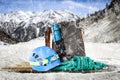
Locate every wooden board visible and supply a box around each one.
[2,62,110,73]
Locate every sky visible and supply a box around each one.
[0,0,111,16]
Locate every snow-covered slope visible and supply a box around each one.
[82,0,120,43]
[0,37,120,70]
[0,38,120,80]
[0,10,79,42]
[0,37,45,68]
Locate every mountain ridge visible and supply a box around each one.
[0,10,79,43]
[80,0,120,43]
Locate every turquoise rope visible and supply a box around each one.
[53,56,107,71]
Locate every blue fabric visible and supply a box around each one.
[52,24,62,42]
[29,46,61,72]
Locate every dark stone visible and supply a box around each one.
[59,21,85,60]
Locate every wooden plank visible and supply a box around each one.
[2,62,110,73]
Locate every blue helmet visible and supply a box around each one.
[29,46,61,72]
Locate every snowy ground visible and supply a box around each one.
[0,37,120,80]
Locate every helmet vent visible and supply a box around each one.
[35,55,39,58]
[43,64,47,66]
[32,53,35,56]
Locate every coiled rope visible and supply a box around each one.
[54,56,107,71]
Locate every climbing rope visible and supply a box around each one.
[53,56,107,71]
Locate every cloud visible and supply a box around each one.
[0,0,108,16]
[62,0,99,12]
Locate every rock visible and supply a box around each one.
[59,21,85,58]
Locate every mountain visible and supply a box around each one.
[81,0,120,43]
[0,31,18,44]
[0,10,79,43]
[0,0,120,44]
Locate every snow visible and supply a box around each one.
[0,10,79,24]
[0,71,120,80]
[83,10,120,43]
[85,42,120,69]
[0,37,45,68]
[84,19,112,42]
[0,41,8,45]
[0,37,120,80]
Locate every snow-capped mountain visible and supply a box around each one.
[0,10,79,24]
[0,10,80,42]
